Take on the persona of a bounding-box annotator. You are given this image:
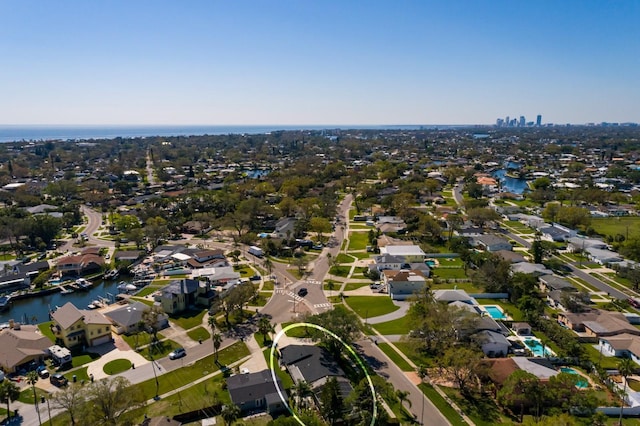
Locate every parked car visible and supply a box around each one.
[37,366,49,379]
[169,348,186,360]
[297,288,308,297]
[50,373,68,387]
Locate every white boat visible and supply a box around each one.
[75,278,91,290]
[87,300,102,310]
[59,287,74,294]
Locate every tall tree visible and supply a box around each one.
[306,306,361,357]
[0,380,20,421]
[212,332,223,363]
[26,371,42,425]
[85,376,145,425]
[618,358,635,424]
[50,383,86,425]
[257,316,275,345]
[319,377,345,426]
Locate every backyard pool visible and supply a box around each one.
[560,367,589,388]
[425,259,437,267]
[483,305,507,320]
[523,338,554,357]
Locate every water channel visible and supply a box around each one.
[493,169,530,194]
[0,278,133,324]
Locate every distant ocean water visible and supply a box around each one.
[0,124,442,143]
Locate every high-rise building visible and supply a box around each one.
[536,115,542,126]
[496,118,504,127]
[519,116,526,127]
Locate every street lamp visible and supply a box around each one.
[41,396,52,426]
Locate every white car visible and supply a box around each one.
[169,348,186,360]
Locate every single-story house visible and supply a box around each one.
[471,235,513,252]
[567,237,608,253]
[584,247,623,265]
[379,245,426,263]
[512,322,532,336]
[473,330,511,357]
[0,324,51,373]
[272,217,297,239]
[538,224,577,242]
[432,289,477,305]
[368,254,405,272]
[539,275,576,293]
[494,250,526,264]
[104,301,168,335]
[226,369,286,415]
[510,262,552,276]
[558,310,640,338]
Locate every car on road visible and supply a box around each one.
[169,347,186,360]
[297,288,308,297]
[50,373,68,387]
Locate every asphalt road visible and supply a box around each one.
[358,339,451,426]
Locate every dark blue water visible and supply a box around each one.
[0,279,127,324]
[0,124,438,143]
[493,169,529,194]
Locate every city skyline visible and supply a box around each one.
[1,1,638,126]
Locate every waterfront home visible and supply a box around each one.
[50,302,112,347]
[226,369,285,415]
[56,253,105,277]
[158,279,200,314]
[104,301,168,335]
[382,269,427,301]
[0,324,51,373]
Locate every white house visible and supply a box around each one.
[471,235,513,252]
[474,330,511,358]
[379,245,426,263]
[598,333,640,365]
[382,270,426,300]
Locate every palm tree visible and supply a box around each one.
[396,389,412,411]
[618,357,635,425]
[257,316,275,345]
[293,380,311,409]
[0,380,20,420]
[327,279,336,298]
[221,403,241,425]
[212,332,222,363]
[263,258,273,276]
[26,371,42,425]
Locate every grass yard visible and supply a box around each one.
[262,350,293,389]
[420,384,468,426]
[433,268,468,279]
[336,253,355,263]
[281,321,312,338]
[18,386,49,405]
[344,296,400,318]
[187,326,211,342]
[347,232,369,251]
[63,366,89,383]
[591,217,640,240]
[441,386,508,426]
[135,286,161,297]
[103,358,132,375]
[262,280,275,291]
[372,316,411,335]
[351,252,374,260]
[70,351,101,368]
[377,342,413,371]
[436,257,464,267]
[37,321,56,342]
[329,265,351,277]
[138,339,182,361]
[431,281,484,294]
[343,282,370,291]
[170,308,207,330]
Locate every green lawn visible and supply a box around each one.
[372,316,411,335]
[435,257,464,267]
[187,326,211,342]
[431,281,484,294]
[347,232,369,251]
[336,253,355,263]
[63,366,89,383]
[433,268,468,279]
[262,280,275,291]
[37,321,56,342]
[329,265,351,277]
[138,339,183,361]
[377,342,414,371]
[591,217,640,240]
[344,296,400,318]
[262,350,293,389]
[18,386,49,405]
[71,351,101,368]
[103,358,132,375]
[282,322,312,338]
[343,282,370,291]
[420,384,467,426]
[135,286,161,297]
[170,308,207,330]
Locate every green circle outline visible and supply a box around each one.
[269,322,377,426]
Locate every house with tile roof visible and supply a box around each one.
[0,324,51,373]
[56,253,105,277]
[50,302,112,348]
[382,269,427,300]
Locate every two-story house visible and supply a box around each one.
[50,302,112,348]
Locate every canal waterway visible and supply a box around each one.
[493,169,530,194]
[0,279,131,324]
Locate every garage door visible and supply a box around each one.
[91,335,112,346]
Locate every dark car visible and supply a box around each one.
[297,288,308,297]
[50,373,68,387]
[169,347,186,360]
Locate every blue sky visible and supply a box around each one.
[1,1,638,125]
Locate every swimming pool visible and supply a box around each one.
[523,339,554,357]
[483,305,507,320]
[560,367,589,388]
[425,260,437,267]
